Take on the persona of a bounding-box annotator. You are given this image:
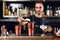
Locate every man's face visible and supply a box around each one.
[35,3,44,14]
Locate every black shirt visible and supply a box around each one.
[29,15,48,25]
[29,15,48,35]
[22,15,48,35]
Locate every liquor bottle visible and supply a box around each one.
[4,2,6,14]
[5,6,9,16]
[58,7,60,16]
[18,7,20,16]
[27,22,31,36]
[24,6,28,17]
[31,22,34,36]
[54,27,56,34]
[9,30,12,35]
[32,8,35,15]
[55,7,60,16]
[9,6,13,16]
[54,7,58,16]
[15,25,21,36]
[15,25,19,36]
[9,10,11,16]
[57,27,59,32]
[46,5,50,16]
[14,8,17,16]
[50,6,53,16]
[29,8,32,15]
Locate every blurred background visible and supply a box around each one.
[0,0,60,36]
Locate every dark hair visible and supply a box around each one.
[35,1,44,7]
[35,1,43,5]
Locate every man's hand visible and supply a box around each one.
[44,26,52,32]
[18,16,23,23]
[18,16,28,25]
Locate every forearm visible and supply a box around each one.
[18,19,28,26]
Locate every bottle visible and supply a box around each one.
[9,6,12,16]
[56,27,58,32]
[18,7,20,16]
[31,22,34,36]
[54,27,56,34]
[4,2,6,14]
[58,7,60,16]
[15,25,21,36]
[50,6,53,16]
[29,8,32,15]
[14,8,17,16]
[32,8,35,15]
[54,7,58,16]
[9,30,12,35]
[15,25,19,36]
[46,5,50,16]
[5,6,9,16]
[27,22,31,36]
[24,6,29,16]
[9,10,11,16]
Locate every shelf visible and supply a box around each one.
[3,16,19,18]
[0,19,18,22]
[43,15,60,18]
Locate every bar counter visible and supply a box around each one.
[0,36,60,40]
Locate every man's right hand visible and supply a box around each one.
[18,16,23,23]
[18,16,28,25]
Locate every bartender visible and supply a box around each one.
[18,1,53,36]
